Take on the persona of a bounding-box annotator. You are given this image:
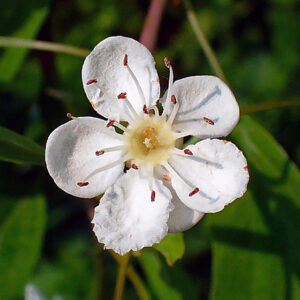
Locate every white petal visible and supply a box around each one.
[25,284,46,300]
[92,169,173,255]
[155,166,204,233]
[45,117,124,198]
[162,76,239,138]
[167,139,249,213]
[82,36,160,121]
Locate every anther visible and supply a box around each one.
[95,150,105,156]
[131,164,138,170]
[151,190,156,202]
[143,105,148,114]
[163,174,171,182]
[66,112,73,119]
[171,95,177,104]
[86,79,97,85]
[189,187,199,197]
[77,182,89,187]
[123,54,128,66]
[203,117,214,125]
[117,92,127,99]
[106,120,115,128]
[184,149,193,155]
[164,57,171,68]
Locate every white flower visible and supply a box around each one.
[45,36,249,255]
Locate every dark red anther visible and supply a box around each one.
[77,182,89,187]
[131,164,138,170]
[106,120,115,128]
[203,117,214,125]
[189,187,199,197]
[95,150,105,156]
[66,112,73,119]
[164,57,171,68]
[184,149,193,155]
[143,105,148,114]
[123,54,128,66]
[118,92,127,99]
[86,79,97,85]
[151,190,156,202]
[171,95,177,104]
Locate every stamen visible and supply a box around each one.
[171,95,177,104]
[117,92,139,119]
[167,101,180,125]
[173,132,190,139]
[162,162,198,198]
[95,150,104,156]
[132,163,139,170]
[86,79,97,85]
[151,190,156,202]
[148,105,159,117]
[66,112,75,119]
[189,187,199,197]
[123,54,128,66]
[106,120,115,128]
[143,105,148,114]
[95,145,124,156]
[163,174,171,182]
[123,54,147,106]
[84,154,131,181]
[184,149,193,155]
[77,182,89,187]
[203,117,214,125]
[162,57,174,118]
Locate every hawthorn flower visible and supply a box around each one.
[46,36,249,255]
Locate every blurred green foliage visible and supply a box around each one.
[0,0,299,299]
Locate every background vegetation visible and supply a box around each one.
[0,0,299,299]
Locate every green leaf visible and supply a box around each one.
[139,249,182,300]
[209,116,300,300]
[153,233,185,266]
[0,3,49,83]
[0,125,45,165]
[0,195,47,300]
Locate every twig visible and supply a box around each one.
[0,36,89,57]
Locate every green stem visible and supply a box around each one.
[114,252,131,300]
[183,0,227,83]
[110,251,151,300]
[241,98,300,115]
[0,36,89,57]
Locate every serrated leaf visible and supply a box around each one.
[153,233,185,266]
[139,249,182,300]
[0,125,44,165]
[0,195,47,300]
[209,116,300,300]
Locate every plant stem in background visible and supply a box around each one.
[111,251,151,300]
[241,98,300,115]
[182,0,227,83]
[139,0,168,52]
[113,252,131,300]
[0,37,89,57]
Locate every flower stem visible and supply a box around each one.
[240,98,300,115]
[182,0,227,83]
[0,36,89,57]
[113,252,131,300]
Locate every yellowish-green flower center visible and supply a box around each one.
[125,116,175,166]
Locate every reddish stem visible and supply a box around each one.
[139,0,168,51]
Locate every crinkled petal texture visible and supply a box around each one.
[92,169,173,255]
[82,36,160,121]
[154,166,204,233]
[168,139,249,213]
[45,117,124,198]
[162,76,239,139]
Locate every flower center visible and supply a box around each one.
[125,116,175,166]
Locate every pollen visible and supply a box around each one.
[125,116,175,166]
